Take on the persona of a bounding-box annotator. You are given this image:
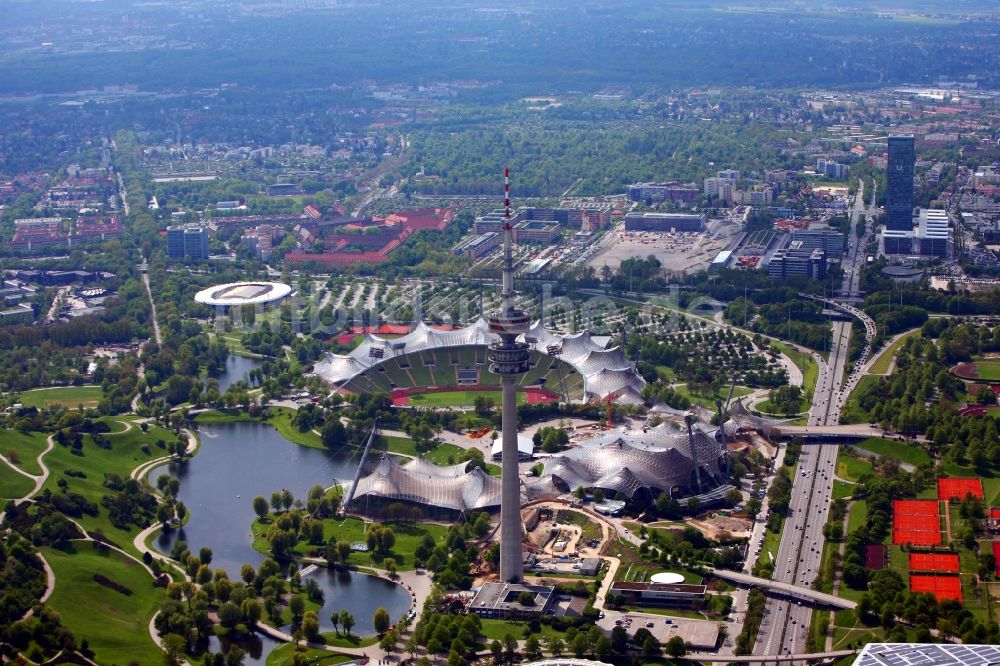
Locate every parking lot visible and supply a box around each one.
[595,608,721,650]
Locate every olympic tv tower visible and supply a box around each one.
[488,167,531,583]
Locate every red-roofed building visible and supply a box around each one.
[74,215,123,242]
[383,207,454,231]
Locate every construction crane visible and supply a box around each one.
[577,388,626,429]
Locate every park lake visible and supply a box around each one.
[149,419,411,659]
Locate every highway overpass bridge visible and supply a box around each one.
[684,650,856,664]
[775,424,883,441]
[711,570,858,610]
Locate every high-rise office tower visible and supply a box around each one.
[488,168,530,583]
[886,136,915,232]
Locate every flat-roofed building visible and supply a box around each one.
[767,245,826,280]
[627,182,699,205]
[609,581,707,609]
[917,209,950,258]
[167,223,209,260]
[886,136,916,231]
[623,212,706,232]
[790,229,844,257]
[0,302,34,326]
[469,582,557,619]
[453,232,501,260]
[513,220,561,244]
[882,230,915,255]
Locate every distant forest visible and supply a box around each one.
[1,1,998,95]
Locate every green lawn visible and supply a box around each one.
[40,424,178,552]
[266,644,353,666]
[755,398,807,416]
[407,389,526,407]
[654,365,677,381]
[833,480,856,501]
[0,463,34,499]
[0,430,49,475]
[318,633,378,649]
[852,437,931,467]
[480,618,575,641]
[772,341,818,395]
[846,501,867,536]
[759,528,782,565]
[266,407,324,449]
[18,385,104,409]
[869,330,920,374]
[193,409,259,424]
[836,452,874,482]
[43,542,163,666]
[252,516,450,570]
[674,383,753,410]
[976,363,1000,381]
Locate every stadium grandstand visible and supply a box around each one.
[313,317,642,404]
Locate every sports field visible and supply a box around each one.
[978,363,1000,381]
[908,552,959,573]
[952,361,1000,381]
[405,389,522,407]
[393,386,559,408]
[909,574,962,603]
[938,477,984,501]
[18,385,103,409]
[892,500,941,546]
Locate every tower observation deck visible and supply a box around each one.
[488,167,531,583]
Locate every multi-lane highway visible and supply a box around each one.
[752,183,874,662]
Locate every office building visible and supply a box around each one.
[167,223,210,260]
[737,187,773,206]
[718,169,740,182]
[882,230,914,255]
[627,182,699,205]
[0,302,34,326]
[469,582,556,619]
[513,220,561,244]
[474,207,609,235]
[609,581,707,609]
[789,230,844,257]
[886,136,916,231]
[767,245,826,280]
[816,159,849,180]
[453,232,501,260]
[917,209,950,258]
[623,212,706,232]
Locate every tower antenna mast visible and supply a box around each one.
[489,166,531,583]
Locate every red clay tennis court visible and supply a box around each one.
[864,544,886,570]
[909,574,962,603]
[893,500,941,546]
[908,552,959,573]
[938,478,984,501]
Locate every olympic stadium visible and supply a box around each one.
[193,281,292,312]
[312,317,646,404]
